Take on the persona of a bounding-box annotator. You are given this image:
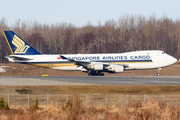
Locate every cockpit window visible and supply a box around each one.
[162,52,166,54]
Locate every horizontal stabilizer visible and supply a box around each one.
[5,56,33,61]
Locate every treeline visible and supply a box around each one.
[0,15,180,63]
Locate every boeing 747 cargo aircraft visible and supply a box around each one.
[3,31,177,76]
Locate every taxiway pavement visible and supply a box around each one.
[0,76,180,85]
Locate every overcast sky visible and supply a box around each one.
[1,0,180,26]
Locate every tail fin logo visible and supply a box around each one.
[12,35,30,54]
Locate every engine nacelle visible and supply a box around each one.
[87,64,103,70]
[108,66,124,73]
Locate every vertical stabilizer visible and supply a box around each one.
[3,31,41,55]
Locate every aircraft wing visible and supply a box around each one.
[5,55,33,61]
[60,55,129,67]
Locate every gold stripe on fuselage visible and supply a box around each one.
[28,63,77,68]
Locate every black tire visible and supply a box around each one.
[91,74,94,76]
[100,73,104,76]
[157,73,161,76]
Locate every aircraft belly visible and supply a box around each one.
[126,63,154,69]
[108,61,153,69]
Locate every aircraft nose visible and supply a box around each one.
[172,57,177,64]
[169,56,177,65]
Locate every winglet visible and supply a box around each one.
[60,55,68,60]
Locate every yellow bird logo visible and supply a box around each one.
[12,35,30,53]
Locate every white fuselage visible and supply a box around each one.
[8,50,177,72]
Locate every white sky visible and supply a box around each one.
[1,0,180,26]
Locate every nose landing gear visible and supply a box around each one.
[157,68,161,76]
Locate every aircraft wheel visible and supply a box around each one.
[91,73,95,76]
[100,73,104,76]
[157,73,161,76]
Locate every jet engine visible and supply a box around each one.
[87,64,103,70]
[108,65,124,73]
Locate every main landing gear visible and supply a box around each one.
[88,71,104,76]
[157,68,161,76]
